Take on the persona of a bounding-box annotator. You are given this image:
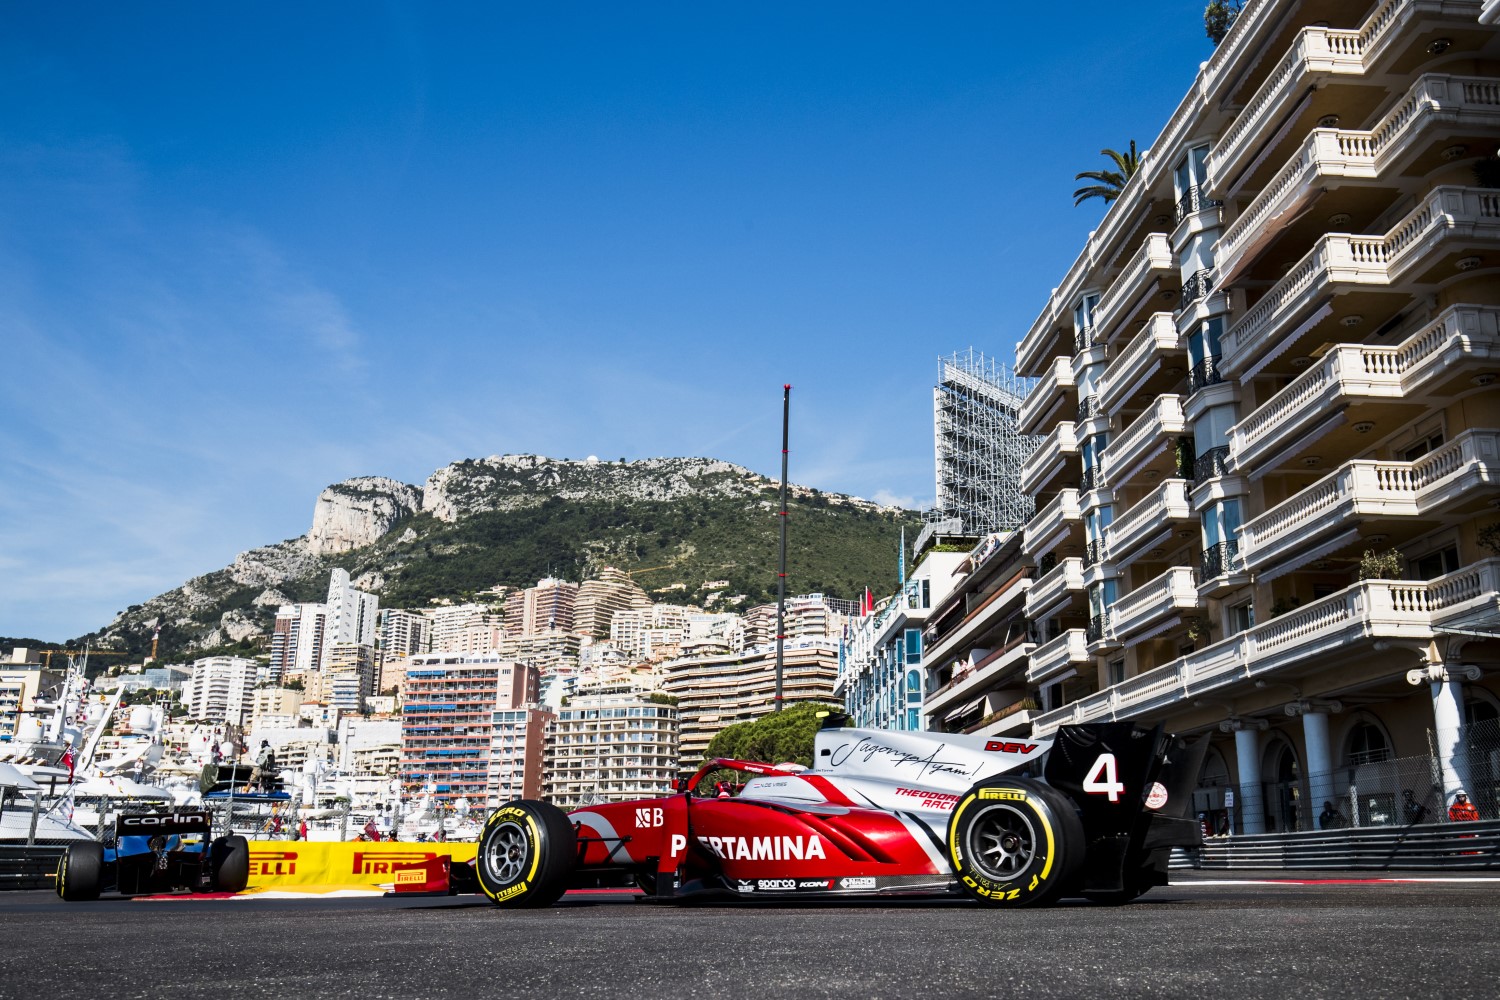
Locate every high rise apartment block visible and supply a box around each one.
[322,568,378,666]
[378,609,431,660]
[543,681,679,807]
[325,642,377,714]
[504,578,579,636]
[573,566,652,638]
[269,603,327,685]
[399,654,539,804]
[181,655,258,723]
[1010,0,1500,833]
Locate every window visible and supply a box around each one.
[1107,658,1125,686]
[1074,292,1100,336]
[1415,545,1459,580]
[904,629,923,664]
[1401,432,1444,461]
[1187,317,1224,369]
[1228,601,1254,634]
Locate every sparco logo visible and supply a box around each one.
[249,850,297,876]
[757,879,796,891]
[353,851,438,875]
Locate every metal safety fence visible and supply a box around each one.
[1172,818,1500,871]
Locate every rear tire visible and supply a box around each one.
[210,835,250,892]
[947,778,1084,907]
[476,800,576,907]
[57,842,104,901]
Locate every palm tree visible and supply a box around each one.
[1072,140,1143,206]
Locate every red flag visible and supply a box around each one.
[61,744,75,780]
[363,819,380,841]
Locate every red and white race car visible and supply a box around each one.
[470,716,1206,908]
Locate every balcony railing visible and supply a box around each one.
[1176,186,1223,224]
[1201,539,1242,580]
[1031,560,1500,734]
[1024,557,1086,621]
[1100,395,1186,489]
[1194,445,1231,482]
[1093,233,1175,345]
[1107,478,1193,565]
[1083,538,1105,568]
[1026,629,1090,686]
[1222,187,1500,377]
[1074,323,1096,355]
[1087,614,1107,643]
[1239,429,1500,572]
[1080,465,1103,494]
[1229,305,1500,471]
[1207,0,1441,193]
[1099,312,1180,417]
[1019,356,1075,435]
[1188,355,1224,394]
[1110,566,1200,643]
[1022,488,1082,558]
[1020,422,1080,495]
[1077,393,1101,422]
[1178,268,1216,312]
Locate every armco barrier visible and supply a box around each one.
[1172,819,1500,871]
[247,840,479,891]
[0,845,66,891]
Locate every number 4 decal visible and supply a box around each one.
[1083,753,1126,802]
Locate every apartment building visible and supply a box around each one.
[489,706,553,805]
[378,608,431,661]
[181,655,257,723]
[662,640,839,765]
[543,681,680,807]
[325,642,377,714]
[399,654,539,804]
[573,566,653,638]
[838,547,967,731]
[268,603,327,685]
[1013,0,1500,833]
[323,568,378,666]
[0,659,59,742]
[504,578,579,636]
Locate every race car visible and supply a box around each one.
[55,809,250,900]
[470,717,1207,908]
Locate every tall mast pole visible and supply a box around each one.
[775,384,791,713]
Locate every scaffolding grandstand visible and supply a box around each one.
[930,349,1038,536]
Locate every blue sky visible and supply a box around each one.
[1,2,1212,640]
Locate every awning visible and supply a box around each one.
[943,697,986,723]
[1434,600,1500,640]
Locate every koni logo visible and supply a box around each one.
[353,852,439,875]
[249,850,298,876]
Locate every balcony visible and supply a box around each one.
[1100,395,1187,491]
[1188,355,1225,395]
[1207,0,1462,195]
[1219,75,1500,281]
[1229,305,1500,473]
[1239,429,1500,574]
[1201,540,1243,582]
[1030,561,1500,734]
[1026,629,1090,686]
[1194,445,1230,483]
[1221,187,1500,379]
[924,639,1034,719]
[1024,557,1086,621]
[1099,313,1181,418]
[1022,488,1082,560]
[1109,567,1200,644]
[1019,356,1076,435]
[1106,479,1194,568]
[1178,268,1216,313]
[1175,186,1223,226]
[1020,421,1080,495]
[1093,234,1176,346]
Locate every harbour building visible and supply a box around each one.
[543,680,679,807]
[1013,0,1500,833]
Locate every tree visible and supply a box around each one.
[1205,1,1242,45]
[702,702,839,769]
[1072,141,1143,206]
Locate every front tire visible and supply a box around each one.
[476,800,576,907]
[948,778,1083,907]
[210,835,250,892]
[57,842,105,901]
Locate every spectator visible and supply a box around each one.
[1449,789,1480,822]
[1402,788,1429,825]
[255,741,278,794]
[298,819,309,841]
[1318,800,1347,830]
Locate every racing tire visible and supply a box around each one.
[948,778,1084,907]
[57,842,105,901]
[476,799,576,908]
[210,835,250,892]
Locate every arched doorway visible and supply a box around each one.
[1262,736,1302,832]
[1191,745,1231,836]
[1463,691,1500,819]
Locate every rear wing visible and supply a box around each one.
[117,810,214,837]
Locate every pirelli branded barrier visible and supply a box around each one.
[246,841,478,892]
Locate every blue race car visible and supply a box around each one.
[56,809,249,900]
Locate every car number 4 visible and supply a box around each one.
[1083,753,1126,802]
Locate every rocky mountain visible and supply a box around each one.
[78,455,919,663]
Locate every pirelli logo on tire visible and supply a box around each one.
[978,789,1027,802]
[492,881,530,902]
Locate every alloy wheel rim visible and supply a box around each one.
[484,821,530,884]
[969,804,1037,879]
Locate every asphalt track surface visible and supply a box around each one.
[3,872,1497,1000]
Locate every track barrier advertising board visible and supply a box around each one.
[246,841,477,891]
